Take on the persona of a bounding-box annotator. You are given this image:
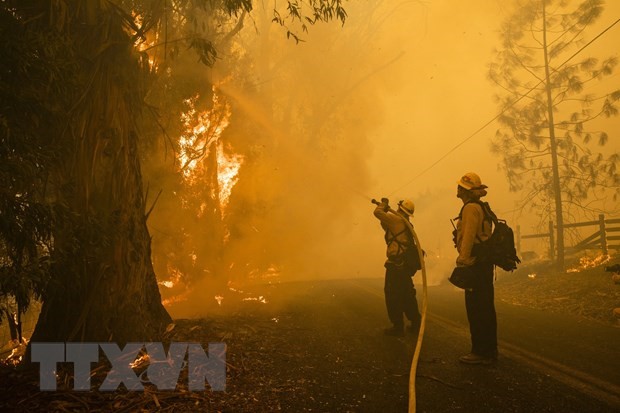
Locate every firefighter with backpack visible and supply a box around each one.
[373,197,422,337]
[454,172,498,365]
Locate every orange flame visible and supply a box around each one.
[178,93,231,179]
[130,11,158,72]
[567,254,612,273]
[176,91,243,216]
[217,141,244,214]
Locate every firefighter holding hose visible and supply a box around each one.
[373,197,422,337]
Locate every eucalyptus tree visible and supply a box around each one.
[0,0,347,344]
[489,0,619,270]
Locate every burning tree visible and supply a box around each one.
[150,91,246,300]
[162,1,393,299]
[143,2,367,302]
[489,0,620,271]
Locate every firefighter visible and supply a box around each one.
[373,198,422,337]
[454,172,497,364]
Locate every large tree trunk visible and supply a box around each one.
[30,1,171,344]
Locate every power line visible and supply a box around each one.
[388,16,620,197]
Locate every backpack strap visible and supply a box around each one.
[456,200,496,242]
[385,216,416,254]
[398,215,417,250]
[385,227,408,254]
[457,200,497,223]
[476,200,498,225]
[386,228,407,241]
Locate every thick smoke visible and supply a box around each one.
[142,0,620,316]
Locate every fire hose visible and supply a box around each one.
[372,199,427,413]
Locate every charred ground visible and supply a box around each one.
[1,256,619,412]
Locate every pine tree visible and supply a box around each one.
[489,0,620,270]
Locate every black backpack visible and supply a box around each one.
[460,200,521,271]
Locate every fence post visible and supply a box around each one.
[516,225,521,255]
[549,221,555,261]
[599,214,608,255]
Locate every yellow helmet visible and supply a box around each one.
[398,199,415,216]
[457,172,488,190]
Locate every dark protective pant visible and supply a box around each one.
[464,261,497,357]
[384,264,421,328]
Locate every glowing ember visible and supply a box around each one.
[161,290,190,306]
[2,338,28,366]
[215,295,224,306]
[158,265,183,292]
[130,353,150,369]
[567,254,612,273]
[242,296,268,304]
[248,265,282,280]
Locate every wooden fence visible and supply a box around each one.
[516,214,620,260]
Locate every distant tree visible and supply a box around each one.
[489,0,620,270]
[0,0,347,345]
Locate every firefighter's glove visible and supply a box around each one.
[452,229,457,248]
